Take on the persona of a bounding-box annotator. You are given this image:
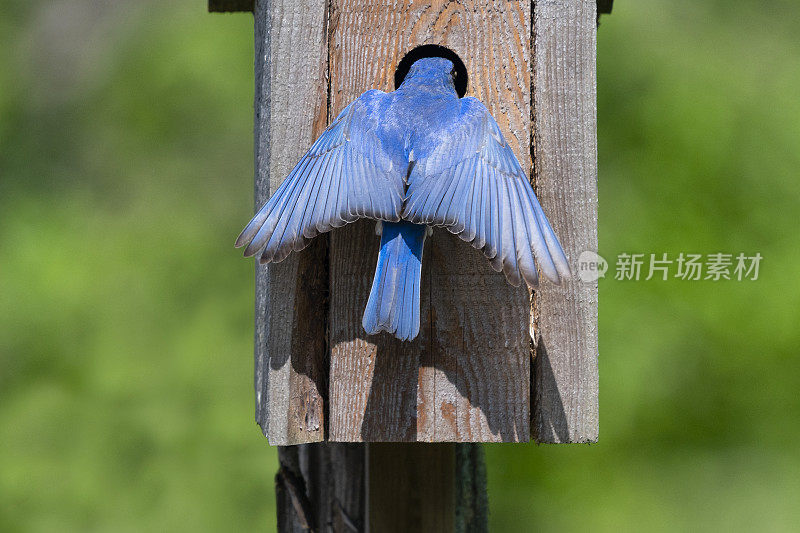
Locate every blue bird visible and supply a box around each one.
[236,57,570,342]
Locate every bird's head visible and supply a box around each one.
[401,57,460,95]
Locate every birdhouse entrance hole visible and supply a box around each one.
[394,45,468,97]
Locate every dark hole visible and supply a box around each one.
[394,45,468,98]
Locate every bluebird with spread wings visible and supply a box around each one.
[236,57,570,342]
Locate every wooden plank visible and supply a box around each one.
[275,447,314,532]
[208,0,253,12]
[327,0,531,442]
[531,0,600,443]
[253,0,330,445]
[326,444,367,532]
[328,221,430,442]
[427,240,530,442]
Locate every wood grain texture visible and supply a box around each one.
[275,443,486,532]
[454,443,489,532]
[209,0,253,13]
[328,220,430,442]
[254,0,330,445]
[531,0,599,443]
[275,447,314,532]
[277,444,366,532]
[327,0,532,442]
[368,444,455,532]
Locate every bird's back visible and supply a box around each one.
[377,83,461,167]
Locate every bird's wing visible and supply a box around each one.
[403,97,570,287]
[236,90,404,263]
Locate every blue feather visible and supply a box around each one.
[362,222,426,341]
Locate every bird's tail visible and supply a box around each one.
[362,221,427,341]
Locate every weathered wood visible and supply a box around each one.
[254,0,330,446]
[327,0,532,443]
[368,443,487,532]
[531,0,600,443]
[454,443,489,532]
[277,444,366,532]
[275,447,314,532]
[208,0,253,12]
[369,443,456,532]
[328,220,430,442]
[276,443,486,532]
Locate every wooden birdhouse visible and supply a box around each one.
[210,0,606,529]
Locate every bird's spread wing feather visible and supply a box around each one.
[402,97,570,287]
[236,90,404,263]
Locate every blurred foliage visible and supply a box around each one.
[0,1,798,531]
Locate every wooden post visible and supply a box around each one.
[274,442,486,532]
[210,0,601,529]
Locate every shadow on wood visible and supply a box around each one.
[328,222,530,443]
[532,337,570,443]
[268,237,329,437]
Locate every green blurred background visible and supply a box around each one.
[1,1,799,531]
